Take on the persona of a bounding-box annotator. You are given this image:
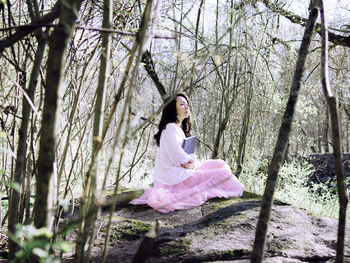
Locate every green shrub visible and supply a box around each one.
[8,224,72,263]
[239,156,344,219]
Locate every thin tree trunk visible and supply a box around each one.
[318,1,348,262]
[236,90,252,177]
[251,4,318,262]
[211,0,238,159]
[346,118,349,152]
[142,50,167,101]
[7,29,47,259]
[172,0,183,93]
[33,0,84,229]
[323,103,330,152]
[100,1,159,262]
[211,91,236,159]
[24,153,32,225]
[75,0,112,260]
[52,46,97,240]
[317,106,322,152]
[188,0,204,97]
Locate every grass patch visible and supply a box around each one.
[238,157,346,219]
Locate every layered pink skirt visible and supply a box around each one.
[130,159,244,213]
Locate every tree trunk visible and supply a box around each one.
[251,4,318,262]
[8,30,47,259]
[236,91,252,177]
[318,1,348,261]
[33,0,84,229]
[317,106,322,152]
[75,0,112,261]
[188,0,204,97]
[346,118,349,152]
[142,50,167,101]
[52,45,98,240]
[211,90,236,159]
[323,103,330,152]
[211,1,238,159]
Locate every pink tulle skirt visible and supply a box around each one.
[130,159,244,213]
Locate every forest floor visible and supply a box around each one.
[60,191,350,263]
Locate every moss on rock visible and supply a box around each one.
[159,237,192,256]
[208,191,262,211]
[180,249,250,262]
[100,217,152,245]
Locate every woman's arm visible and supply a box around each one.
[161,124,194,166]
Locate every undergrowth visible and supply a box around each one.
[238,155,348,219]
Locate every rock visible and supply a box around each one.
[305,153,350,195]
[345,169,350,177]
[89,191,350,262]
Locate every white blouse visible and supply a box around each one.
[153,123,195,185]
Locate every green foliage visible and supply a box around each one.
[1,199,8,222]
[8,224,72,263]
[239,156,341,219]
[238,155,269,194]
[0,169,8,222]
[2,180,21,193]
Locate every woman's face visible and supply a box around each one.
[176,96,190,122]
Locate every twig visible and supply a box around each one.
[0,24,176,39]
[1,71,41,120]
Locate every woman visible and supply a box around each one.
[130,93,244,213]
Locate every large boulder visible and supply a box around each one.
[89,191,350,262]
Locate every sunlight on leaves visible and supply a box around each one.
[2,180,21,193]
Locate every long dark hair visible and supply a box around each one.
[154,93,193,146]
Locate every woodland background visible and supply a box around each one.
[0,0,349,262]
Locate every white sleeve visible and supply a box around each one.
[161,124,192,166]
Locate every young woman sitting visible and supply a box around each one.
[130,93,244,213]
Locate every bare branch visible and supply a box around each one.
[256,0,350,48]
[0,25,176,39]
[0,1,61,52]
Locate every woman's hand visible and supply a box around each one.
[181,159,195,169]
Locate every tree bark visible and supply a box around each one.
[323,103,330,152]
[8,30,47,259]
[99,1,159,262]
[210,0,239,159]
[188,0,204,97]
[318,1,348,262]
[317,106,322,152]
[33,0,84,229]
[75,0,112,261]
[236,89,252,177]
[142,50,167,101]
[251,3,318,262]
